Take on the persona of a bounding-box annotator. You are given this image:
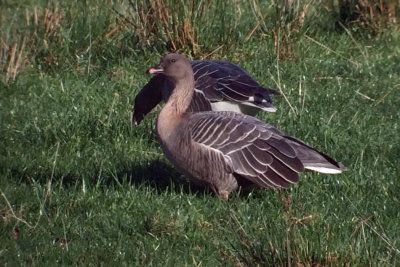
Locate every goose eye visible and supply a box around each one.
[171,59,176,63]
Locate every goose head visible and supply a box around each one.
[148,54,192,83]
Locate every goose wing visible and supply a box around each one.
[132,74,166,124]
[188,111,346,189]
[192,60,280,112]
[188,111,305,189]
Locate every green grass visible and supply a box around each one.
[1,1,400,265]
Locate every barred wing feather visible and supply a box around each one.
[189,112,303,188]
[189,111,345,189]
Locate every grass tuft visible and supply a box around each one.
[337,0,400,34]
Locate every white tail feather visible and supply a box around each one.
[304,166,343,174]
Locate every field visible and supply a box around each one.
[1,0,400,265]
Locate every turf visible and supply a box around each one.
[1,1,399,265]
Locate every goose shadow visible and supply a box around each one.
[114,159,275,200]
[115,159,214,197]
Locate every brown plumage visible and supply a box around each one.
[149,54,346,199]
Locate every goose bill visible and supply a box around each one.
[148,66,164,74]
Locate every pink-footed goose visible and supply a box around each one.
[133,60,280,124]
[150,54,346,199]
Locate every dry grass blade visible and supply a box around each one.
[0,142,62,229]
[304,35,360,67]
[42,8,61,36]
[270,56,297,116]
[355,89,375,101]
[297,0,313,31]
[12,38,25,81]
[1,191,34,229]
[245,13,264,41]
[201,44,224,59]
[105,26,120,41]
[375,83,398,105]
[351,216,400,256]
[5,42,17,82]
[339,21,370,67]
[5,38,26,83]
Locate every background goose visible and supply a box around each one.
[133,59,280,125]
[150,54,346,199]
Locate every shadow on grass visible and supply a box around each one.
[114,159,214,197]
[5,158,273,200]
[118,159,284,200]
[111,159,285,200]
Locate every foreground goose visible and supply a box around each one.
[133,60,280,124]
[150,54,346,199]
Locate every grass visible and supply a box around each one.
[1,0,400,265]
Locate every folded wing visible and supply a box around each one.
[188,111,345,189]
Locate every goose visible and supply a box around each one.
[149,54,346,199]
[133,59,280,124]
